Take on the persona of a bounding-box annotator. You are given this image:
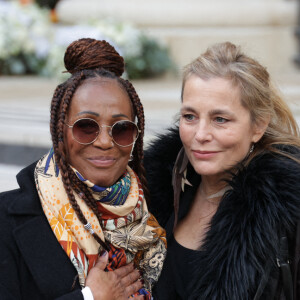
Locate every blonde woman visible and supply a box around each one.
[145,42,300,300]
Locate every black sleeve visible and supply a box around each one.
[0,226,84,300]
[0,208,23,299]
[55,290,84,300]
[0,191,84,300]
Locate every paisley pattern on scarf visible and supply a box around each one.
[35,150,166,297]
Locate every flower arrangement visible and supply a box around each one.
[0,1,175,79]
[0,2,51,74]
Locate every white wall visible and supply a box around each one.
[56,0,299,76]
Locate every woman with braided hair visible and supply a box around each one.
[0,38,166,300]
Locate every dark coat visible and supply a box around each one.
[144,128,300,300]
[0,162,83,300]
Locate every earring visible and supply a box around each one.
[128,141,136,162]
[249,144,254,154]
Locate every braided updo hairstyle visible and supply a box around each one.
[50,38,148,248]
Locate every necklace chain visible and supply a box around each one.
[199,185,231,205]
[206,186,231,199]
[196,185,231,220]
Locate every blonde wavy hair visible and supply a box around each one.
[181,41,300,163]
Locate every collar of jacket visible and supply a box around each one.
[6,162,80,298]
[8,162,41,215]
[144,127,183,227]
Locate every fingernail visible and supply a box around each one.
[140,279,145,285]
[99,250,107,257]
[138,270,143,277]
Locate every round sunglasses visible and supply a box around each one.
[65,118,140,147]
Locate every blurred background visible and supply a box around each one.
[1,0,300,191]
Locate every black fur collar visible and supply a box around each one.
[144,127,182,226]
[190,151,300,299]
[144,128,300,299]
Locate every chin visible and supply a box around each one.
[92,177,114,187]
[192,163,217,174]
[78,164,126,187]
[193,165,223,177]
[197,171,220,177]
[94,173,123,187]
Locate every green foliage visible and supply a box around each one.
[0,54,46,75]
[0,2,176,80]
[125,35,175,79]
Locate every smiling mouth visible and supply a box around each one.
[193,150,218,154]
[192,150,219,159]
[87,156,116,167]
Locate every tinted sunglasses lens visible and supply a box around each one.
[73,119,99,144]
[112,121,138,146]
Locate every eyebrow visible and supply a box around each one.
[180,106,197,114]
[76,111,130,118]
[112,113,130,118]
[77,111,99,117]
[210,109,233,116]
[181,106,234,117]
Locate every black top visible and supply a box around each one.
[153,234,201,299]
[152,169,201,300]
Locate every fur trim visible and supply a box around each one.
[144,127,181,227]
[145,129,300,299]
[190,151,300,299]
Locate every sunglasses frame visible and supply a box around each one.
[65,118,141,147]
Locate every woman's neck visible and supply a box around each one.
[196,174,231,205]
[200,174,228,195]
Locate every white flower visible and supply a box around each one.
[0,1,51,63]
[0,2,172,79]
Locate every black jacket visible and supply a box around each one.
[0,162,83,300]
[144,128,300,300]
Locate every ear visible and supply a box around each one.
[252,116,270,143]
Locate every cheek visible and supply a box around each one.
[179,124,193,147]
[222,130,252,157]
[121,146,133,161]
[65,130,75,159]
[65,130,85,167]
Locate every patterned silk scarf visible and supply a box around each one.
[35,150,166,297]
[73,167,131,206]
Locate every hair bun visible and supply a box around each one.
[64,38,124,77]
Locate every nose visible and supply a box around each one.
[92,125,113,149]
[194,120,212,143]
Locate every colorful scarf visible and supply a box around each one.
[73,168,131,206]
[35,150,166,297]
